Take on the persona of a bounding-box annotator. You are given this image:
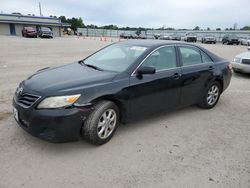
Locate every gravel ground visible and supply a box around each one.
[0,36,249,188]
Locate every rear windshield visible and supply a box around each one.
[41,27,51,31]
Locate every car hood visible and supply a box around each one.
[235,52,250,59]
[23,62,118,94]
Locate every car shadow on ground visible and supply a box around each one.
[9,104,208,153]
[233,72,250,78]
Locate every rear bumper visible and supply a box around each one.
[13,99,92,143]
[40,33,53,37]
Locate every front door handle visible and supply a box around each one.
[171,73,181,80]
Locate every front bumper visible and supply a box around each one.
[13,99,92,143]
[231,62,250,73]
[26,32,37,37]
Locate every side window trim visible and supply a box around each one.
[131,45,178,76]
[200,50,214,63]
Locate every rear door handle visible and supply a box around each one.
[209,66,214,71]
[171,73,181,80]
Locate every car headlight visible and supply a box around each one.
[233,57,241,63]
[37,94,81,109]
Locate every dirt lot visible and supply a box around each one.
[0,36,249,188]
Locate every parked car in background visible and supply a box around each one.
[201,35,216,44]
[13,40,232,145]
[159,35,170,40]
[154,34,161,39]
[169,33,181,41]
[38,27,53,38]
[120,33,132,39]
[131,33,140,39]
[184,33,197,42]
[240,37,250,46]
[222,34,239,45]
[22,27,37,38]
[139,34,147,39]
[231,48,250,73]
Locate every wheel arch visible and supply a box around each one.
[215,78,223,91]
[91,95,128,123]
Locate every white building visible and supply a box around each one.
[0,13,70,37]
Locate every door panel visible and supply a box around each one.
[128,68,182,116]
[127,45,182,117]
[180,63,214,106]
[178,45,214,107]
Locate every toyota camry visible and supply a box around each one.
[13,40,232,145]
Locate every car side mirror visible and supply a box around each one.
[137,66,156,75]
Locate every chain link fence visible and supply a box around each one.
[77,28,250,41]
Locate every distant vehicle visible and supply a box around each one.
[159,35,170,40]
[184,33,197,42]
[38,27,53,38]
[22,27,37,38]
[240,37,250,46]
[201,35,216,44]
[222,34,239,45]
[231,49,250,73]
[12,12,22,15]
[120,33,132,39]
[138,34,147,39]
[153,34,161,39]
[131,33,139,39]
[169,33,181,41]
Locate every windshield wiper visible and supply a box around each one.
[79,61,103,71]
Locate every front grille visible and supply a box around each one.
[17,93,41,108]
[242,59,250,65]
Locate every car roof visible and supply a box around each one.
[120,39,185,48]
[119,39,223,62]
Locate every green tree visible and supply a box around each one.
[193,26,200,30]
[241,26,250,30]
[59,16,68,23]
[216,28,221,31]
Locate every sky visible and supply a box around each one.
[0,0,249,29]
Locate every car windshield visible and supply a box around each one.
[83,44,147,72]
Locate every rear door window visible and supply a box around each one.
[179,46,202,66]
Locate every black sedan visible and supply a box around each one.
[13,40,232,145]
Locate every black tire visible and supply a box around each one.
[198,81,221,109]
[82,101,119,145]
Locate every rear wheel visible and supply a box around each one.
[198,82,221,109]
[82,101,119,145]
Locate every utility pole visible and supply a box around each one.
[39,2,42,16]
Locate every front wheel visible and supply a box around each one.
[82,101,119,145]
[198,82,221,109]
